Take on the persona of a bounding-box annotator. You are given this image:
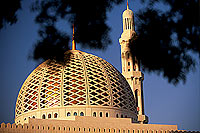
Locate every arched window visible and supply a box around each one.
[135,89,138,107]
[125,18,128,30]
[127,18,130,29]
[127,53,130,59]
[67,112,71,116]
[106,112,109,117]
[42,114,45,119]
[80,112,84,116]
[32,116,35,118]
[48,114,51,118]
[129,19,132,29]
[116,114,119,118]
[100,112,102,117]
[93,112,96,117]
[74,112,77,116]
[54,113,58,118]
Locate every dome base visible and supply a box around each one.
[15,105,137,125]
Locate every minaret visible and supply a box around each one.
[119,1,148,124]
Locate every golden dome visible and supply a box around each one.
[15,50,137,124]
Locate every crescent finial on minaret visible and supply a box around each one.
[72,24,76,50]
[127,0,129,9]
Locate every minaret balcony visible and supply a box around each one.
[122,71,144,79]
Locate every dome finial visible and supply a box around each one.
[72,24,76,50]
[127,0,129,9]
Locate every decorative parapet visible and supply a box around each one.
[1,117,199,133]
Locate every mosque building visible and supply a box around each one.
[0,2,198,133]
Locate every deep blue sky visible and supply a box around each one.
[0,0,199,131]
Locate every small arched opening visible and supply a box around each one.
[80,112,84,116]
[48,114,51,118]
[106,112,109,117]
[100,112,103,117]
[67,112,71,116]
[74,112,77,116]
[42,114,45,119]
[93,112,96,117]
[116,114,119,118]
[54,113,58,118]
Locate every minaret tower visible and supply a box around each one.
[119,1,148,124]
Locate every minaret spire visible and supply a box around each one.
[127,0,129,9]
[72,24,76,50]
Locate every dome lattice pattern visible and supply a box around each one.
[16,50,136,117]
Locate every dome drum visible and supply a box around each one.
[15,105,138,125]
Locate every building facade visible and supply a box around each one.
[0,2,199,133]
